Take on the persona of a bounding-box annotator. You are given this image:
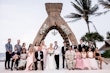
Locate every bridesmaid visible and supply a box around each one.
[87,47,98,70]
[28,44,33,51]
[75,49,83,70]
[25,46,35,71]
[81,48,90,70]
[18,48,27,70]
[22,43,26,49]
[40,40,47,68]
[94,47,108,69]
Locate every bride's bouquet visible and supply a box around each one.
[48,51,54,56]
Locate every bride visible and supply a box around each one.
[46,43,56,70]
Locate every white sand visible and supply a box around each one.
[0,62,110,73]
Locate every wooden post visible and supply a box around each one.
[33,3,78,46]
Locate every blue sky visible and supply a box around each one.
[0,0,110,53]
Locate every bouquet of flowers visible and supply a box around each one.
[48,51,54,56]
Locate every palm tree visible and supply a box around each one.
[99,0,110,9]
[66,0,99,33]
[81,32,104,47]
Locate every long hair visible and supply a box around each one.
[21,48,26,54]
[28,46,35,53]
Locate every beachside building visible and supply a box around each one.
[99,40,110,52]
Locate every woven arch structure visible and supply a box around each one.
[33,3,78,46]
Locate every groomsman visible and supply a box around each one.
[87,41,95,52]
[78,39,85,52]
[35,46,44,70]
[61,41,68,68]
[71,41,77,50]
[11,48,20,71]
[54,41,60,70]
[65,46,75,70]
[5,38,13,69]
[14,40,22,53]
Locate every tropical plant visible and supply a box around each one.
[81,32,104,47]
[66,0,99,33]
[95,0,110,16]
[102,49,110,58]
[99,0,110,9]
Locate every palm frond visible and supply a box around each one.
[71,2,83,14]
[81,0,91,14]
[90,4,99,14]
[82,0,90,10]
[82,0,87,10]
[66,0,99,33]
[67,18,82,23]
[99,0,110,9]
[95,12,104,16]
[87,0,91,10]
[65,13,82,18]
[75,0,83,7]
[95,10,110,16]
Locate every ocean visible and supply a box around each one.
[0,53,5,61]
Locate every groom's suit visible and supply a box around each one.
[34,51,44,70]
[78,44,85,52]
[61,46,68,68]
[54,45,60,69]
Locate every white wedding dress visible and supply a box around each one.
[46,49,56,70]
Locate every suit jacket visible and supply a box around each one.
[35,51,43,61]
[11,51,20,57]
[61,46,68,55]
[78,44,85,52]
[11,51,20,59]
[71,45,77,49]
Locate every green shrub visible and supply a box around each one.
[102,49,110,58]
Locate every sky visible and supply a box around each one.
[0,0,110,53]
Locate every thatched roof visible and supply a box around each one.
[99,40,110,51]
[105,40,110,45]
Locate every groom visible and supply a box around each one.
[54,41,60,70]
[35,46,44,70]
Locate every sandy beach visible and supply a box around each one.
[0,59,110,73]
